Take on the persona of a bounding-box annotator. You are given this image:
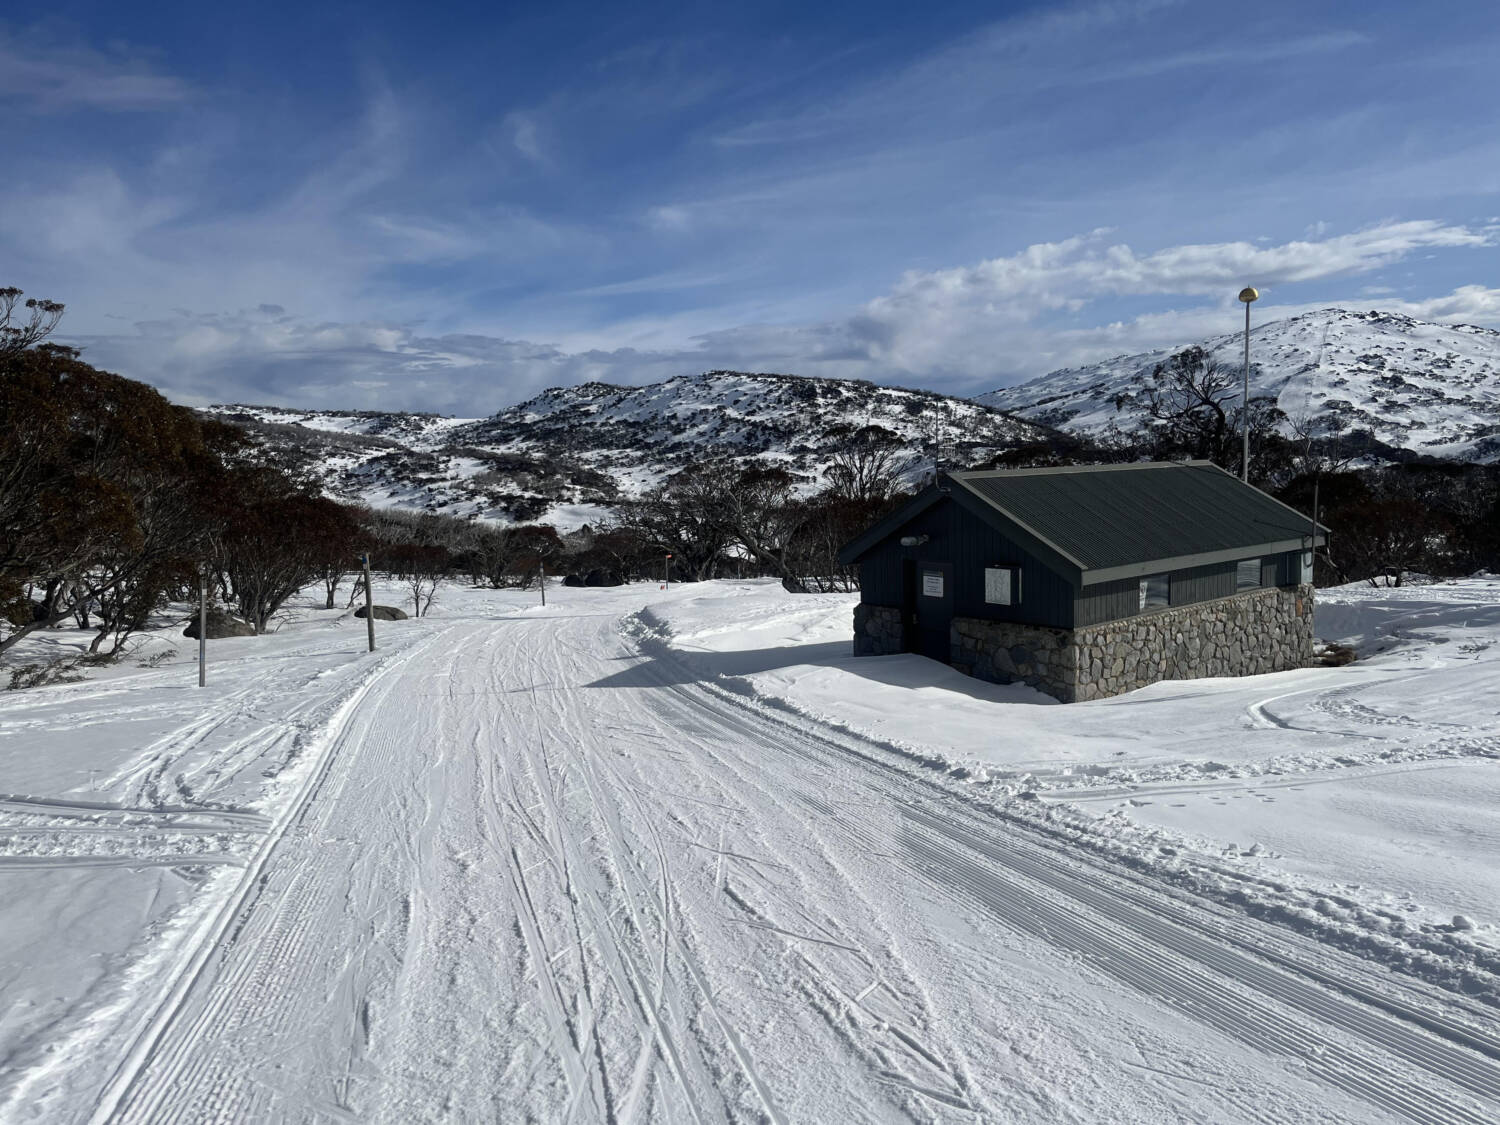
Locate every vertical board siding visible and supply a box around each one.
[855,498,1077,629]
[1074,577,1139,627]
[1271,549,1304,587]
[1078,561,1235,627]
[854,500,1312,635]
[1170,561,1235,606]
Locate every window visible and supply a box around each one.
[1236,558,1262,590]
[921,570,944,598]
[985,566,1020,606]
[1139,574,1169,611]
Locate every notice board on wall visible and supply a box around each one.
[984,566,1014,606]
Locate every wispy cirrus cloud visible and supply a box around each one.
[0,33,191,112]
[10,2,1500,418]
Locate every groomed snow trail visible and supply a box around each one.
[82,599,1500,1123]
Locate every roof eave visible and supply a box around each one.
[1081,532,1329,585]
[835,487,946,565]
[943,481,1085,585]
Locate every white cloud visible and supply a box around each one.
[796,220,1496,382]
[0,35,190,112]
[503,111,548,165]
[1383,285,1500,324]
[870,221,1494,317]
[59,221,1500,414]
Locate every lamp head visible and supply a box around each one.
[1238,286,1259,303]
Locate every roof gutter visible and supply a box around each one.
[1081,532,1330,585]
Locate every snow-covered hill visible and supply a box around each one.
[978,309,1500,461]
[207,312,1500,527]
[207,371,1049,526]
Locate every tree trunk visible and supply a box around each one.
[734,534,809,594]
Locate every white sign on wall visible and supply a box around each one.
[921,571,944,598]
[984,567,1013,605]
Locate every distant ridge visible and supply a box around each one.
[976,308,1500,462]
[205,370,1049,527]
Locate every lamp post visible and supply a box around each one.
[1238,286,1259,481]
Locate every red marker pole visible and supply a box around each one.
[663,553,672,591]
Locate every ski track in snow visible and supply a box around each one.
[2,589,1499,1122]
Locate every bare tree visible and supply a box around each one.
[825,425,908,504]
[1111,346,1290,480]
[1115,347,1238,463]
[715,464,812,593]
[626,470,734,582]
[385,543,449,617]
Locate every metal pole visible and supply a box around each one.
[1309,477,1320,586]
[1242,299,1251,481]
[197,562,207,687]
[539,561,546,606]
[664,554,670,590]
[362,552,376,652]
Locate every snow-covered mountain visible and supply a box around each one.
[977,309,1500,461]
[207,370,1049,526]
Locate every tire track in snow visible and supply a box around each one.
[605,642,994,1118]
[897,805,1497,1125]
[89,624,461,1125]
[503,624,738,1123]
[630,634,1500,1124]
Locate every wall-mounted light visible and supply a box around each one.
[899,535,929,547]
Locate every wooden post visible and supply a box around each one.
[197,562,207,687]
[664,553,672,590]
[362,552,376,652]
[540,561,546,606]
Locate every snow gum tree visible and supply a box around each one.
[0,329,217,655]
[214,471,361,633]
[1112,346,1292,482]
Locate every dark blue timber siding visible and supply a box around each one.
[1074,565,1237,630]
[1171,561,1236,605]
[856,503,1312,634]
[1271,549,1304,586]
[855,497,1077,629]
[1072,550,1305,627]
[1074,577,1137,628]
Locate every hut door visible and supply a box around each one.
[901,560,918,652]
[913,560,954,663]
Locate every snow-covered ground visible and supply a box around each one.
[652,577,1500,947]
[2,578,1498,1122]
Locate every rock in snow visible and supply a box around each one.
[354,604,409,620]
[182,608,256,639]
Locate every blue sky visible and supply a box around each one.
[4,0,1498,414]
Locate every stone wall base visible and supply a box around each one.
[1067,585,1313,701]
[853,603,903,656]
[855,586,1314,702]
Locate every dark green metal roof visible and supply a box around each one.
[838,461,1329,585]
